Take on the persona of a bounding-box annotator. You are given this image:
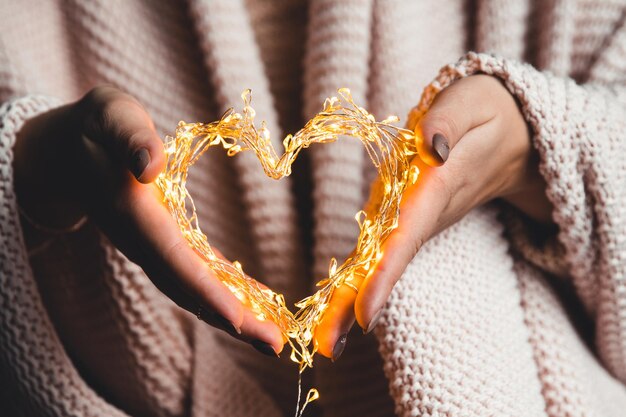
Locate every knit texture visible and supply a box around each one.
[1,1,625,416]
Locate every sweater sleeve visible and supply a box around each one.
[413,52,626,382]
[2,93,201,416]
[0,95,130,415]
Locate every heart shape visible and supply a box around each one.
[156,89,418,369]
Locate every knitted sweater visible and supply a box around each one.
[1,0,625,416]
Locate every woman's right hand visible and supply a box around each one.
[13,86,283,357]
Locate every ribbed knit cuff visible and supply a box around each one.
[1,95,64,249]
[411,52,587,277]
[0,95,62,149]
[1,96,63,206]
[1,94,133,416]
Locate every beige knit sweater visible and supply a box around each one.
[1,0,625,416]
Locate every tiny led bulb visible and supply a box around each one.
[155,89,418,415]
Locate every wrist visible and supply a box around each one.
[13,103,87,233]
[502,146,553,224]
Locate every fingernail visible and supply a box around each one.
[365,310,383,334]
[198,308,241,335]
[213,313,242,335]
[130,148,150,179]
[251,340,279,357]
[432,133,449,163]
[332,333,347,362]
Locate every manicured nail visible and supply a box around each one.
[213,313,242,335]
[332,333,347,362]
[251,340,279,357]
[432,133,449,163]
[365,310,383,334]
[198,308,241,335]
[130,148,150,179]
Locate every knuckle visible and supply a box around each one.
[162,238,205,285]
[377,232,416,280]
[100,98,138,129]
[163,239,189,268]
[430,169,455,205]
[423,112,459,141]
[80,94,116,134]
[373,257,393,281]
[80,87,108,109]
[81,86,120,115]
[411,236,424,259]
[81,87,136,128]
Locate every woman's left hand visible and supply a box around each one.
[315,74,554,360]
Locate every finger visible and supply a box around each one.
[200,249,285,355]
[354,158,451,331]
[199,306,284,357]
[95,181,281,347]
[412,75,496,166]
[78,86,165,183]
[313,281,360,360]
[240,309,285,356]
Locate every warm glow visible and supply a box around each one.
[155,88,418,414]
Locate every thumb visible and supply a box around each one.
[78,86,165,183]
[411,76,494,167]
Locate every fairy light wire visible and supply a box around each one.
[155,88,418,413]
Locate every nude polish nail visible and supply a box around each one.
[332,333,347,362]
[432,133,450,163]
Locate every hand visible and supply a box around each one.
[314,75,553,360]
[13,86,283,356]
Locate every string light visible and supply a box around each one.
[155,88,418,415]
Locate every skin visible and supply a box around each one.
[314,75,553,359]
[14,75,552,360]
[13,86,284,355]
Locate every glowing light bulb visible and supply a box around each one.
[155,89,418,415]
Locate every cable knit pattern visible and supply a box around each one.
[413,51,626,382]
[302,3,398,416]
[1,1,625,416]
[303,0,372,280]
[377,208,546,417]
[189,0,306,298]
[0,96,128,416]
[29,225,193,417]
